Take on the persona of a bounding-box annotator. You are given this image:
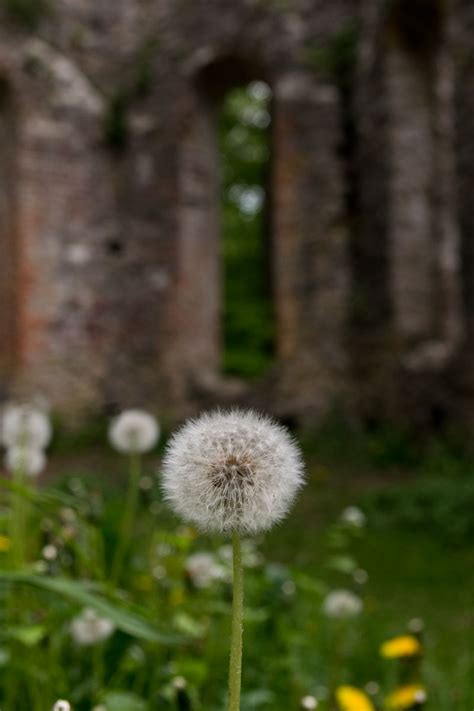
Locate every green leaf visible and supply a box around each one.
[7,624,46,647]
[101,691,148,711]
[0,572,178,644]
[327,555,358,574]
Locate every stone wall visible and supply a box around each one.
[0,0,472,428]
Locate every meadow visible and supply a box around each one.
[1,408,472,711]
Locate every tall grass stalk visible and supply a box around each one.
[110,452,141,585]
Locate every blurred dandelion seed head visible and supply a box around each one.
[185,552,227,588]
[53,701,71,711]
[161,409,304,534]
[108,409,159,454]
[408,617,424,633]
[341,506,366,527]
[172,676,187,690]
[1,403,52,449]
[301,696,318,709]
[323,589,363,618]
[5,446,46,477]
[70,608,115,646]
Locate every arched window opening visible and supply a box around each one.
[0,78,17,387]
[219,80,274,378]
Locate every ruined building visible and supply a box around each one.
[0,0,472,428]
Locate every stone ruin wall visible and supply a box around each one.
[0,0,472,430]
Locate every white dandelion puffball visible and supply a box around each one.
[161,409,305,535]
[1,404,52,449]
[301,696,318,709]
[108,409,160,454]
[323,589,363,618]
[70,608,115,646]
[341,505,366,527]
[5,446,46,477]
[53,701,71,711]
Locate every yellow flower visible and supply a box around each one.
[380,635,422,658]
[0,535,11,552]
[385,684,427,709]
[336,686,376,711]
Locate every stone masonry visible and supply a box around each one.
[0,0,472,428]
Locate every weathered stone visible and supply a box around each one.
[0,0,472,428]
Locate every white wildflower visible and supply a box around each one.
[161,409,304,534]
[53,702,71,711]
[341,506,366,527]
[1,404,51,449]
[108,409,159,454]
[5,446,46,477]
[322,589,363,618]
[301,696,318,709]
[185,552,226,588]
[70,608,115,646]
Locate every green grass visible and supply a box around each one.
[3,419,473,710]
[265,435,474,710]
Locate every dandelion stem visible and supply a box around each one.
[110,452,141,585]
[227,531,244,711]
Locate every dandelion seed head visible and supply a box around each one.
[301,696,318,709]
[408,617,424,633]
[161,409,305,535]
[341,506,366,527]
[172,676,187,690]
[108,409,159,454]
[1,404,52,449]
[70,608,115,646]
[5,446,46,477]
[323,589,363,618]
[53,702,71,711]
[42,544,58,561]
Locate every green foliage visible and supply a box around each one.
[3,0,49,28]
[362,476,474,545]
[1,419,473,709]
[219,83,275,378]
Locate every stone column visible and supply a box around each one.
[452,0,474,422]
[273,71,349,416]
[355,0,460,420]
[0,78,18,395]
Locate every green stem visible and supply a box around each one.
[227,532,244,711]
[110,452,141,585]
[9,464,27,569]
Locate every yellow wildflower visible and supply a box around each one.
[380,635,422,658]
[385,684,427,709]
[0,535,11,552]
[336,685,376,711]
